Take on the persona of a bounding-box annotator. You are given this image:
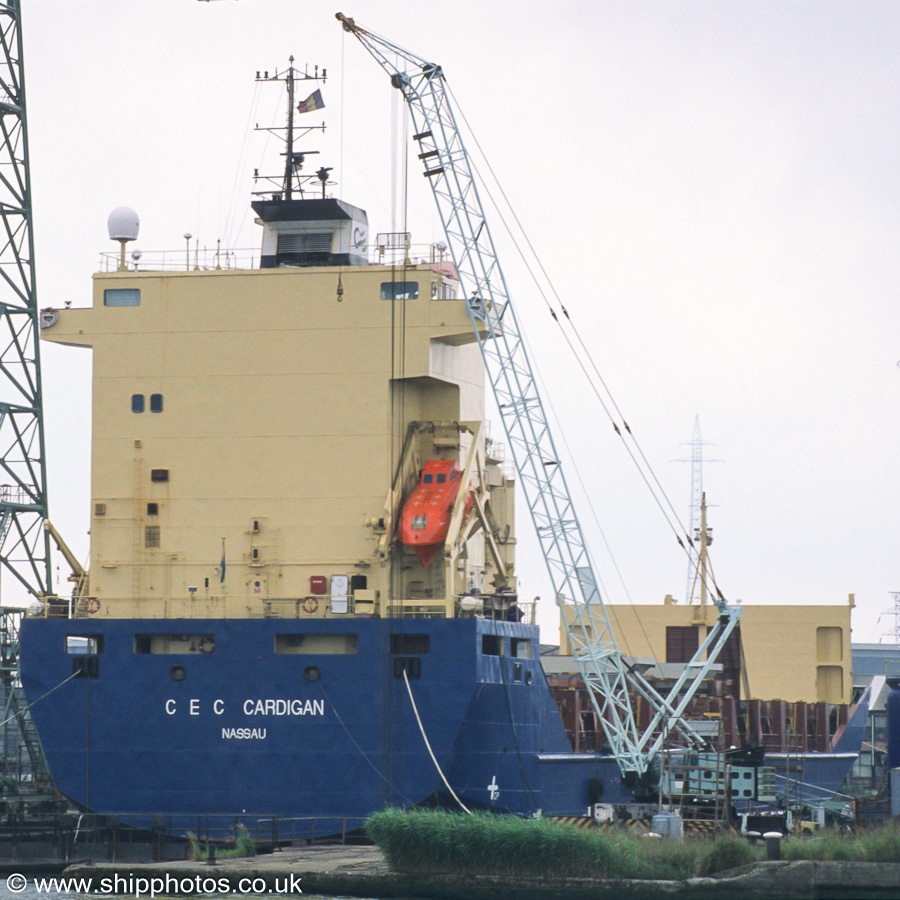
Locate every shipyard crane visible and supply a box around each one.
[337,12,743,783]
[0,2,53,603]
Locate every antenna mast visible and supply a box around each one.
[254,60,327,201]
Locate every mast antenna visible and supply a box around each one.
[254,59,328,200]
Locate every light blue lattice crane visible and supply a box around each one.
[338,12,742,783]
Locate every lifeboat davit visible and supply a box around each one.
[399,460,471,568]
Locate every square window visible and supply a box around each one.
[132,394,145,413]
[150,393,163,413]
[146,503,158,516]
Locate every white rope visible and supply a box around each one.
[0,670,79,729]
[402,669,470,814]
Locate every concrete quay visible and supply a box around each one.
[65,845,900,899]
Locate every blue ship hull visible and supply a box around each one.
[19,616,624,832]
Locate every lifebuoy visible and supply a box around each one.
[301,596,319,615]
[84,597,100,615]
[197,636,215,654]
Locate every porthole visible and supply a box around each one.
[169,665,187,682]
[303,665,321,682]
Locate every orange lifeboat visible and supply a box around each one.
[399,460,471,568]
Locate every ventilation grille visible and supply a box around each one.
[277,232,332,254]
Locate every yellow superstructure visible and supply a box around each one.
[40,255,516,620]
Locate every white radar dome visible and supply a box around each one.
[108,207,140,242]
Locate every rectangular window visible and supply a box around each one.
[66,635,103,654]
[150,469,169,482]
[511,638,532,659]
[132,394,145,413]
[134,634,215,654]
[144,525,160,548]
[380,281,419,300]
[482,634,503,656]
[146,502,158,516]
[390,634,430,655]
[104,288,141,307]
[94,503,106,517]
[150,393,164,413]
[274,633,358,655]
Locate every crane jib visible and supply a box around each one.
[340,12,743,784]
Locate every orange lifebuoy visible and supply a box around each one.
[301,596,319,614]
[84,597,100,614]
[197,636,215,654]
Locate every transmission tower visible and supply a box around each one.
[674,417,719,604]
[0,1,52,605]
[887,592,900,644]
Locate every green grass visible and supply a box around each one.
[188,825,256,861]
[783,821,900,863]
[365,809,766,879]
[694,833,759,874]
[367,810,900,880]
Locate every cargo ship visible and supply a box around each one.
[18,53,866,834]
[18,63,626,834]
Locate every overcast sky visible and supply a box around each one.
[19,0,900,647]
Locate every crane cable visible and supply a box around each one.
[445,82,728,611]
